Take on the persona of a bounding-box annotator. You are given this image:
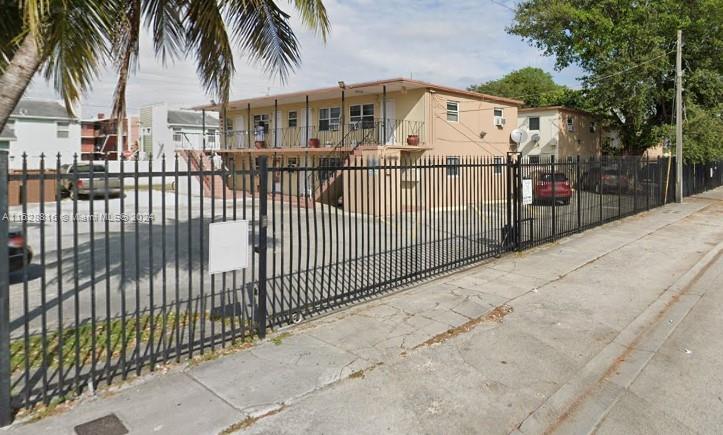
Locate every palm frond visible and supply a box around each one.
[0,3,25,72]
[41,0,113,114]
[289,0,330,41]
[184,0,235,103]
[143,0,185,64]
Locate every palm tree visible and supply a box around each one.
[0,0,330,134]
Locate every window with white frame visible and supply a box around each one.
[528,117,540,130]
[225,118,233,133]
[206,128,216,144]
[494,108,504,117]
[566,115,575,131]
[287,157,298,167]
[56,121,70,139]
[446,101,459,122]
[288,111,297,128]
[528,155,540,164]
[350,104,374,129]
[172,127,182,142]
[319,107,341,131]
[446,156,460,176]
[253,114,270,132]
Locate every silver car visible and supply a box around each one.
[60,164,122,199]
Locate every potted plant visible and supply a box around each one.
[255,140,266,149]
[406,134,420,146]
[308,138,321,148]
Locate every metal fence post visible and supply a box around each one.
[576,155,581,231]
[256,156,269,338]
[0,148,11,426]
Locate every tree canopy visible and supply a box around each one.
[508,0,723,160]
[469,66,584,108]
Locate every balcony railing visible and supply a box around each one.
[222,118,425,149]
[173,131,221,150]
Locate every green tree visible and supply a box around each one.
[0,0,330,134]
[468,66,584,108]
[508,0,723,158]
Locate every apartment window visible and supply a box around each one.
[56,121,70,139]
[494,108,504,117]
[446,156,460,176]
[528,117,540,130]
[288,111,297,128]
[319,107,341,131]
[528,155,540,164]
[253,114,270,132]
[566,115,575,131]
[494,156,503,174]
[206,129,216,144]
[446,101,459,122]
[287,157,298,168]
[172,128,182,142]
[225,119,233,133]
[350,104,374,129]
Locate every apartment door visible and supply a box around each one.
[300,109,313,147]
[383,100,396,145]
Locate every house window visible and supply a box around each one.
[288,111,297,128]
[287,157,298,168]
[225,119,233,133]
[319,107,341,131]
[206,129,216,144]
[446,156,460,176]
[566,115,575,131]
[528,155,540,164]
[494,108,504,117]
[350,104,374,129]
[494,156,503,174]
[56,122,70,139]
[446,101,459,122]
[528,117,540,130]
[172,128,182,142]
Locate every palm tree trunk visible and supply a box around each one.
[0,34,43,133]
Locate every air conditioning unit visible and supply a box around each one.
[494,116,506,127]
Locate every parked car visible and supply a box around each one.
[531,171,573,205]
[59,164,122,199]
[8,231,32,273]
[580,166,630,193]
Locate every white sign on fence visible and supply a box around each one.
[208,220,250,275]
[522,179,533,205]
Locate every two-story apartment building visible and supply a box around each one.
[516,106,602,162]
[81,113,140,160]
[193,78,522,210]
[139,103,219,159]
[6,99,81,169]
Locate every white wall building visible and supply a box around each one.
[516,106,601,162]
[139,103,219,159]
[6,99,81,169]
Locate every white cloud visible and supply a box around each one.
[22,0,581,117]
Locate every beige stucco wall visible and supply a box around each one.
[426,90,518,157]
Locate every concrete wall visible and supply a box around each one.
[518,108,601,161]
[9,117,81,169]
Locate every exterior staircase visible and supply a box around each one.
[178,149,233,199]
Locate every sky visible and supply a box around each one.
[22,0,581,118]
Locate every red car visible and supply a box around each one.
[533,172,573,205]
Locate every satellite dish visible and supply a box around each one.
[510,129,527,144]
[531,133,541,143]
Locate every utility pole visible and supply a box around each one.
[675,29,683,203]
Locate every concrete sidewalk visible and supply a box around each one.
[6,188,723,435]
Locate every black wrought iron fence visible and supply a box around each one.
[0,152,721,424]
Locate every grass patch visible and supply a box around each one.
[270,332,292,346]
[9,311,255,374]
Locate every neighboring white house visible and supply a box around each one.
[0,125,16,153]
[139,103,219,159]
[6,99,81,169]
[516,106,602,162]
